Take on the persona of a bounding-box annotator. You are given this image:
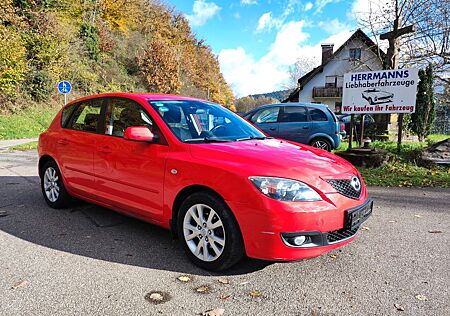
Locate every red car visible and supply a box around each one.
[38,93,372,271]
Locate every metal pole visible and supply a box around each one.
[64,94,67,105]
[360,114,365,147]
[349,114,355,150]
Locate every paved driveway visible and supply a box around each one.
[0,151,449,315]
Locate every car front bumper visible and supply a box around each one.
[227,194,372,261]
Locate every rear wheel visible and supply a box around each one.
[310,138,332,151]
[41,160,71,209]
[177,191,245,271]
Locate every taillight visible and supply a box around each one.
[340,123,345,131]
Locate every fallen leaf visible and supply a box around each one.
[329,254,337,259]
[239,281,249,286]
[218,278,229,285]
[249,289,262,297]
[144,291,171,305]
[414,215,422,218]
[201,308,225,316]
[177,275,191,283]
[195,285,209,293]
[428,230,442,234]
[415,294,428,301]
[361,226,370,231]
[220,294,231,300]
[394,303,405,311]
[11,280,28,289]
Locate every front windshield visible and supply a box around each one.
[149,100,266,142]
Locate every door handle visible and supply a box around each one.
[57,138,69,145]
[98,146,112,154]
[269,127,276,131]
[302,126,309,129]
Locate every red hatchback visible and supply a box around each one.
[38,93,372,270]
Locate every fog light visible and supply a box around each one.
[293,236,306,246]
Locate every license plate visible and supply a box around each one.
[345,200,373,230]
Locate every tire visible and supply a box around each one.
[177,191,245,271]
[310,138,332,151]
[41,160,71,209]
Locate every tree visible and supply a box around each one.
[409,63,435,141]
[234,96,278,113]
[354,0,449,81]
[137,37,181,94]
[285,56,317,89]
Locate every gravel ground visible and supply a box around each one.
[0,150,449,316]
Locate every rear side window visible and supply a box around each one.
[67,100,102,133]
[61,104,77,128]
[309,108,328,121]
[251,107,280,123]
[279,106,307,122]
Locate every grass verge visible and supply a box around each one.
[0,106,59,140]
[8,141,38,151]
[336,135,450,188]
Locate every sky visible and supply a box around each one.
[164,0,373,97]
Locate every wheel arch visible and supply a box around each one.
[38,155,56,178]
[170,185,231,238]
[307,133,335,147]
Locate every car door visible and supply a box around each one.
[248,106,280,137]
[93,97,168,221]
[57,98,104,197]
[277,106,311,143]
[308,107,333,136]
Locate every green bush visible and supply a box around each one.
[26,70,53,101]
[80,23,100,61]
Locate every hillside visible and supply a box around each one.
[250,89,292,102]
[0,0,235,114]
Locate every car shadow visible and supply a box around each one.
[0,176,271,276]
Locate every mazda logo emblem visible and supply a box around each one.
[350,176,361,192]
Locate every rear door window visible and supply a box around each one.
[279,106,308,122]
[67,100,103,133]
[61,104,77,128]
[309,108,328,122]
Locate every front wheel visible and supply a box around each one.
[177,191,245,271]
[310,138,332,151]
[41,160,71,209]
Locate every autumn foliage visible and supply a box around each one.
[0,0,235,112]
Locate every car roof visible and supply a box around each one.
[64,92,211,107]
[245,102,329,114]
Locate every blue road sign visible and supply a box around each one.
[57,81,72,94]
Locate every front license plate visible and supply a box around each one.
[345,200,373,230]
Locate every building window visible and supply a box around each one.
[349,48,361,60]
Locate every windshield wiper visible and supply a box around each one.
[184,137,233,143]
[235,136,271,142]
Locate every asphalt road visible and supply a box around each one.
[0,150,449,316]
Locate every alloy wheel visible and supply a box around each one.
[312,140,330,151]
[43,167,60,202]
[183,204,225,262]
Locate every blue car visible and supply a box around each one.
[243,103,342,151]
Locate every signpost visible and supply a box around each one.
[57,80,72,105]
[342,68,418,148]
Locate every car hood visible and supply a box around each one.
[189,138,358,191]
[376,91,393,97]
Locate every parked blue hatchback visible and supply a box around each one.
[243,103,342,151]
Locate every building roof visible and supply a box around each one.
[283,29,386,103]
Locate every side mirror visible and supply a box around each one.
[124,126,157,143]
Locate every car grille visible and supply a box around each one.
[326,179,361,199]
[326,227,359,244]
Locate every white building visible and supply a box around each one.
[284,29,385,113]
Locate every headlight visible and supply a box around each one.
[249,176,322,202]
